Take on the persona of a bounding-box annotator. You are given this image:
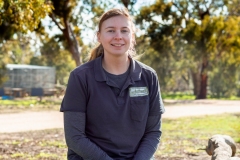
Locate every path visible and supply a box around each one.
[0,100,239,133]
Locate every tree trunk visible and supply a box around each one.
[197,57,208,99]
[121,0,130,8]
[63,20,81,66]
[49,0,82,67]
[191,70,201,97]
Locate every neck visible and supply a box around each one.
[102,54,130,75]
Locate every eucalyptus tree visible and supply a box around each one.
[0,0,52,39]
[0,0,52,85]
[118,0,137,12]
[136,0,240,99]
[0,0,110,67]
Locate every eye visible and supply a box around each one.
[108,30,115,33]
[121,30,129,33]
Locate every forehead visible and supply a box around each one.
[101,15,131,29]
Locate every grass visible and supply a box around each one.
[162,93,196,100]
[157,113,240,159]
[0,129,67,160]
[1,93,239,113]
[161,92,240,100]
[0,95,239,159]
[0,114,239,160]
[0,97,61,113]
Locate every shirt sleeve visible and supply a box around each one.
[64,111,113,160]
[149,72,165,115]
[133,71,164,160]
[60,71,87,112]
[133,114,162,160]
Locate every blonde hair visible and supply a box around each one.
[88,8,136,61]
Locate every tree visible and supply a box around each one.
[0,0,108,67]
[30,37,76,85]
[47,0,82,66]
[0,0,52,85]
[0,0,52,40]
[0,33,34,64]
[41,0,117,66]
[118,0,137,11]
[136,0,240,99]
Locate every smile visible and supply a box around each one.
[111,44,124,47]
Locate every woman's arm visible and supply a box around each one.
[64,111,113,160]
[133,114,162,160]
[133,71,164,160]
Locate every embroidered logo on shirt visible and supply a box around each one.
[129,87,149,97]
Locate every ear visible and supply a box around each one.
[97,32,101,43]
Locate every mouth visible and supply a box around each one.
[111,44,124,47]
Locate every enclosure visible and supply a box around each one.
[0,64,56,97]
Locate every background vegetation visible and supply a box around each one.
[1,0,240,99]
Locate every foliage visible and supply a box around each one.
[0,0,115,86]
[0,0,52,41]
[30,37,76,85]
[0,0,52,86]
[0,33,34,64]
[0,60,7,87]
[136,0,240,99]
[136,36,191,93]
[46,0,123,66]
[0,33,35,86]
[208,63,240,98]
[0,0,240,98]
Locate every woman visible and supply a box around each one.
[61,7,165,160]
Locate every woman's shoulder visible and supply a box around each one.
[134,59,157,74]
[71,59,95,75]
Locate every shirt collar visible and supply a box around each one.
[94,56,107,82]
[129,57,141,81]
[94,55,142,82]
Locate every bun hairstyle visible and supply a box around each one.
[88,8,136,61]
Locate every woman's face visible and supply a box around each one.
[97,15,133,58]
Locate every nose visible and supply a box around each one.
[114,31,122,40]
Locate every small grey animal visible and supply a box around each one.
[205,134,240,160]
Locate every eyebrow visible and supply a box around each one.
[104,26,130,30]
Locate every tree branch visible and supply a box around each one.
[49,13,64,32]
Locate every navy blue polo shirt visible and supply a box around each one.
[61,56,165,158]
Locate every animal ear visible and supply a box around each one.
[206,139,214,155]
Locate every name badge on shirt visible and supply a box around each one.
[129,87,149,97]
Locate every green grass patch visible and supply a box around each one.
[158,113,240,158]
[11,152,29,158]
[0,98,61,105]
[162,93,196,100]
[208,95,240,100]
[0,97,61,113]
[39,140,66,148]
[36,152,59,159]
[161,92,240,100]
[0,114,239,159]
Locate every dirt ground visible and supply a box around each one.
[1,128,239,160]
[0,99,240,159]
[0,129,66,160]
